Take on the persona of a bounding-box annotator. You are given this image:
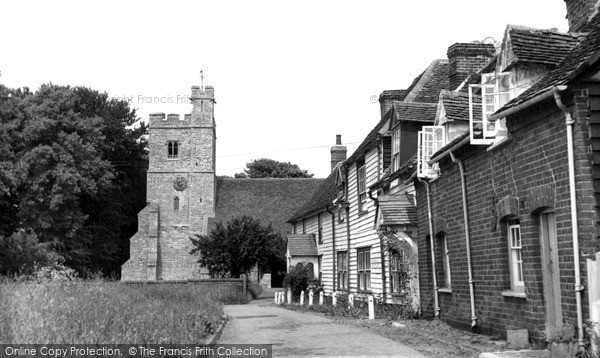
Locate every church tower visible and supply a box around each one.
[122,85,216,281]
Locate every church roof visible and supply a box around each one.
[288,168,338,222]
[211,177,324,236]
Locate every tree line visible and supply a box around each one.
[0,84,147,277]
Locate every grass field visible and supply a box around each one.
[0,281,245,344]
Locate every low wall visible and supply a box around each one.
[122,278,247,302]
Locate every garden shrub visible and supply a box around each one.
[0,230,63,276]
[282,262,320,301]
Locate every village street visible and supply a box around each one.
[216,296,425,357]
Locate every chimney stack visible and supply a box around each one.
[447,43,495,90]
[564,0,599,32]
[331,134,347,172]
[378,90,406,119]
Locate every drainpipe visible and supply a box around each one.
[326,206,337,292]
[418,177,440,318]
[449,151,478,331]
[554,85,585,349]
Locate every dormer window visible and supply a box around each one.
[417,126,445,179]
[469,72,511,145]
[167,141,179,159]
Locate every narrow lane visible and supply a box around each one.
[216,299,425,358]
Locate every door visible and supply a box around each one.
[539,211,562,330]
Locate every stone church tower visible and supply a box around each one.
[122,85,216,281]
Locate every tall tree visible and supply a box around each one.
[190,216,285,278]
[0,84,147,276]
[235,158,313,178]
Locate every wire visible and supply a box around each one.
[216,141,360,158]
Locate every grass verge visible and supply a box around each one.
[0,281,245,344]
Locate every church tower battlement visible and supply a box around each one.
[122,85,216,281]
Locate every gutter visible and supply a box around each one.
[488,88,556,123]
[553,86,585,350]
[429,135,470,165]
[417,177,440,318]
[449,151,478,331]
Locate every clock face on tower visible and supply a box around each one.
[173,177,187,191]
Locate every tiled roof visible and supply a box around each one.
[430,131,470,163]
[287,234,318,256]
[378,192,417,226]
[408,60,450,104]
[369,155,418,191]
[440,90,481,122]
[503,25,582,70]
[211,178,324,236]
[394,102,438,123]
[379,89,409,102]
[498,13,600,114]
[288,168,338,222]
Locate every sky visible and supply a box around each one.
[0,1,569,178]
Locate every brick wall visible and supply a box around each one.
[564,0,599,32]
[415,87,598,339]
[447,43,495,91]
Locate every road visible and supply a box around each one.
[216,298,425,358]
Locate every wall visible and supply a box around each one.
[415,90,598,338]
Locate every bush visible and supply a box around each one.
[282,262,319,301]
[0,230,63,276]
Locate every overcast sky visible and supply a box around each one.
[1,1,568,178]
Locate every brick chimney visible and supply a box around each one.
[378,90,406,119]
[564,0,599,31]
[447,43,496,90]
[330,134,347,172]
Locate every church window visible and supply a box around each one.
[168,141,179,159]
[173,196,180,211]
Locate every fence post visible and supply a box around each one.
[332,292,337,307]
[368,294,375,320]
[242,275,247,300]
[319,291,324,305]
[308,289,313,306]
[300,290,305,305]
[287,288,292,304]
[348,293,354,308]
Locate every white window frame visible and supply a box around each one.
[357,247,371,291]
[417,126,445,179]
[357,162,367,211]
[469,72,512,145]
[508,220,524,291]
[439,233,451,289]
[392,129,401,171]
[337,251,348,290]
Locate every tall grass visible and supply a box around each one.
[0,281,244,344]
